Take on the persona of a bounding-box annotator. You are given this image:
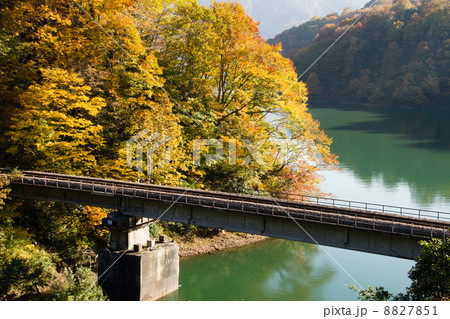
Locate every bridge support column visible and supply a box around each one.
[98,212,179,301]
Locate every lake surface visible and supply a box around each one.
[161,102,450,301]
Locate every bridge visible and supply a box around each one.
[1,169,449,260]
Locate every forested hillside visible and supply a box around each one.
[269,9,364,57]
[198,0,368,39]
[0,0,336,300]
[289,0,449,106]
[268,1,423,57]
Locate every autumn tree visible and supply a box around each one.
[0,0,185,182]
[0,0,184,300]
[138,0,337,194]
[393,0,415,12]
[0,0,339,299]
[306,72,323,96]
[6,68,105,175]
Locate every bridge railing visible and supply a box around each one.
[155,180,450,222]
[2,170,450,223]
[293,195,449,221]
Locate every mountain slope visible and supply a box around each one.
[268,0,423,57]
[291,0,449,106]
[197,0,369,38]
[268,10,363,57]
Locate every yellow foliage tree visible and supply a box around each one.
[139,0,337,194]
[6,68,105,175]
[0,0,187,183]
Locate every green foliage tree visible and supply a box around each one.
[408,238,450,301]
[51,267,107,301]
[350,286,394,301]
[14,201,107,266]
[351,238,450,301]
[0,227,56,300]
[2,172,57,300]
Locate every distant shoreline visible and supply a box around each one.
[307,98,450,110]
[177,231,267,257]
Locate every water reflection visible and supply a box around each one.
[159,103,444,301]
[161,239,335,301]
[309,103,450,207]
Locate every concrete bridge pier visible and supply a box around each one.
[98,212,179,301]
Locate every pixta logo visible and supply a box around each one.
[126,130,326,175]
[126,129,172,176]
[192,138,326,167]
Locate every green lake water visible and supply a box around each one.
[161,102,450,301]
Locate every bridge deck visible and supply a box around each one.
[2,169,449,242]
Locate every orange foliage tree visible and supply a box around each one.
[138,0,337,194]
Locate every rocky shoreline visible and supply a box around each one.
[177,231,267,257]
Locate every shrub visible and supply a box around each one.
[51,267,107,301]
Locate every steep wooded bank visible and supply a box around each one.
[273,0,449,107]
[0,0,336,300]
